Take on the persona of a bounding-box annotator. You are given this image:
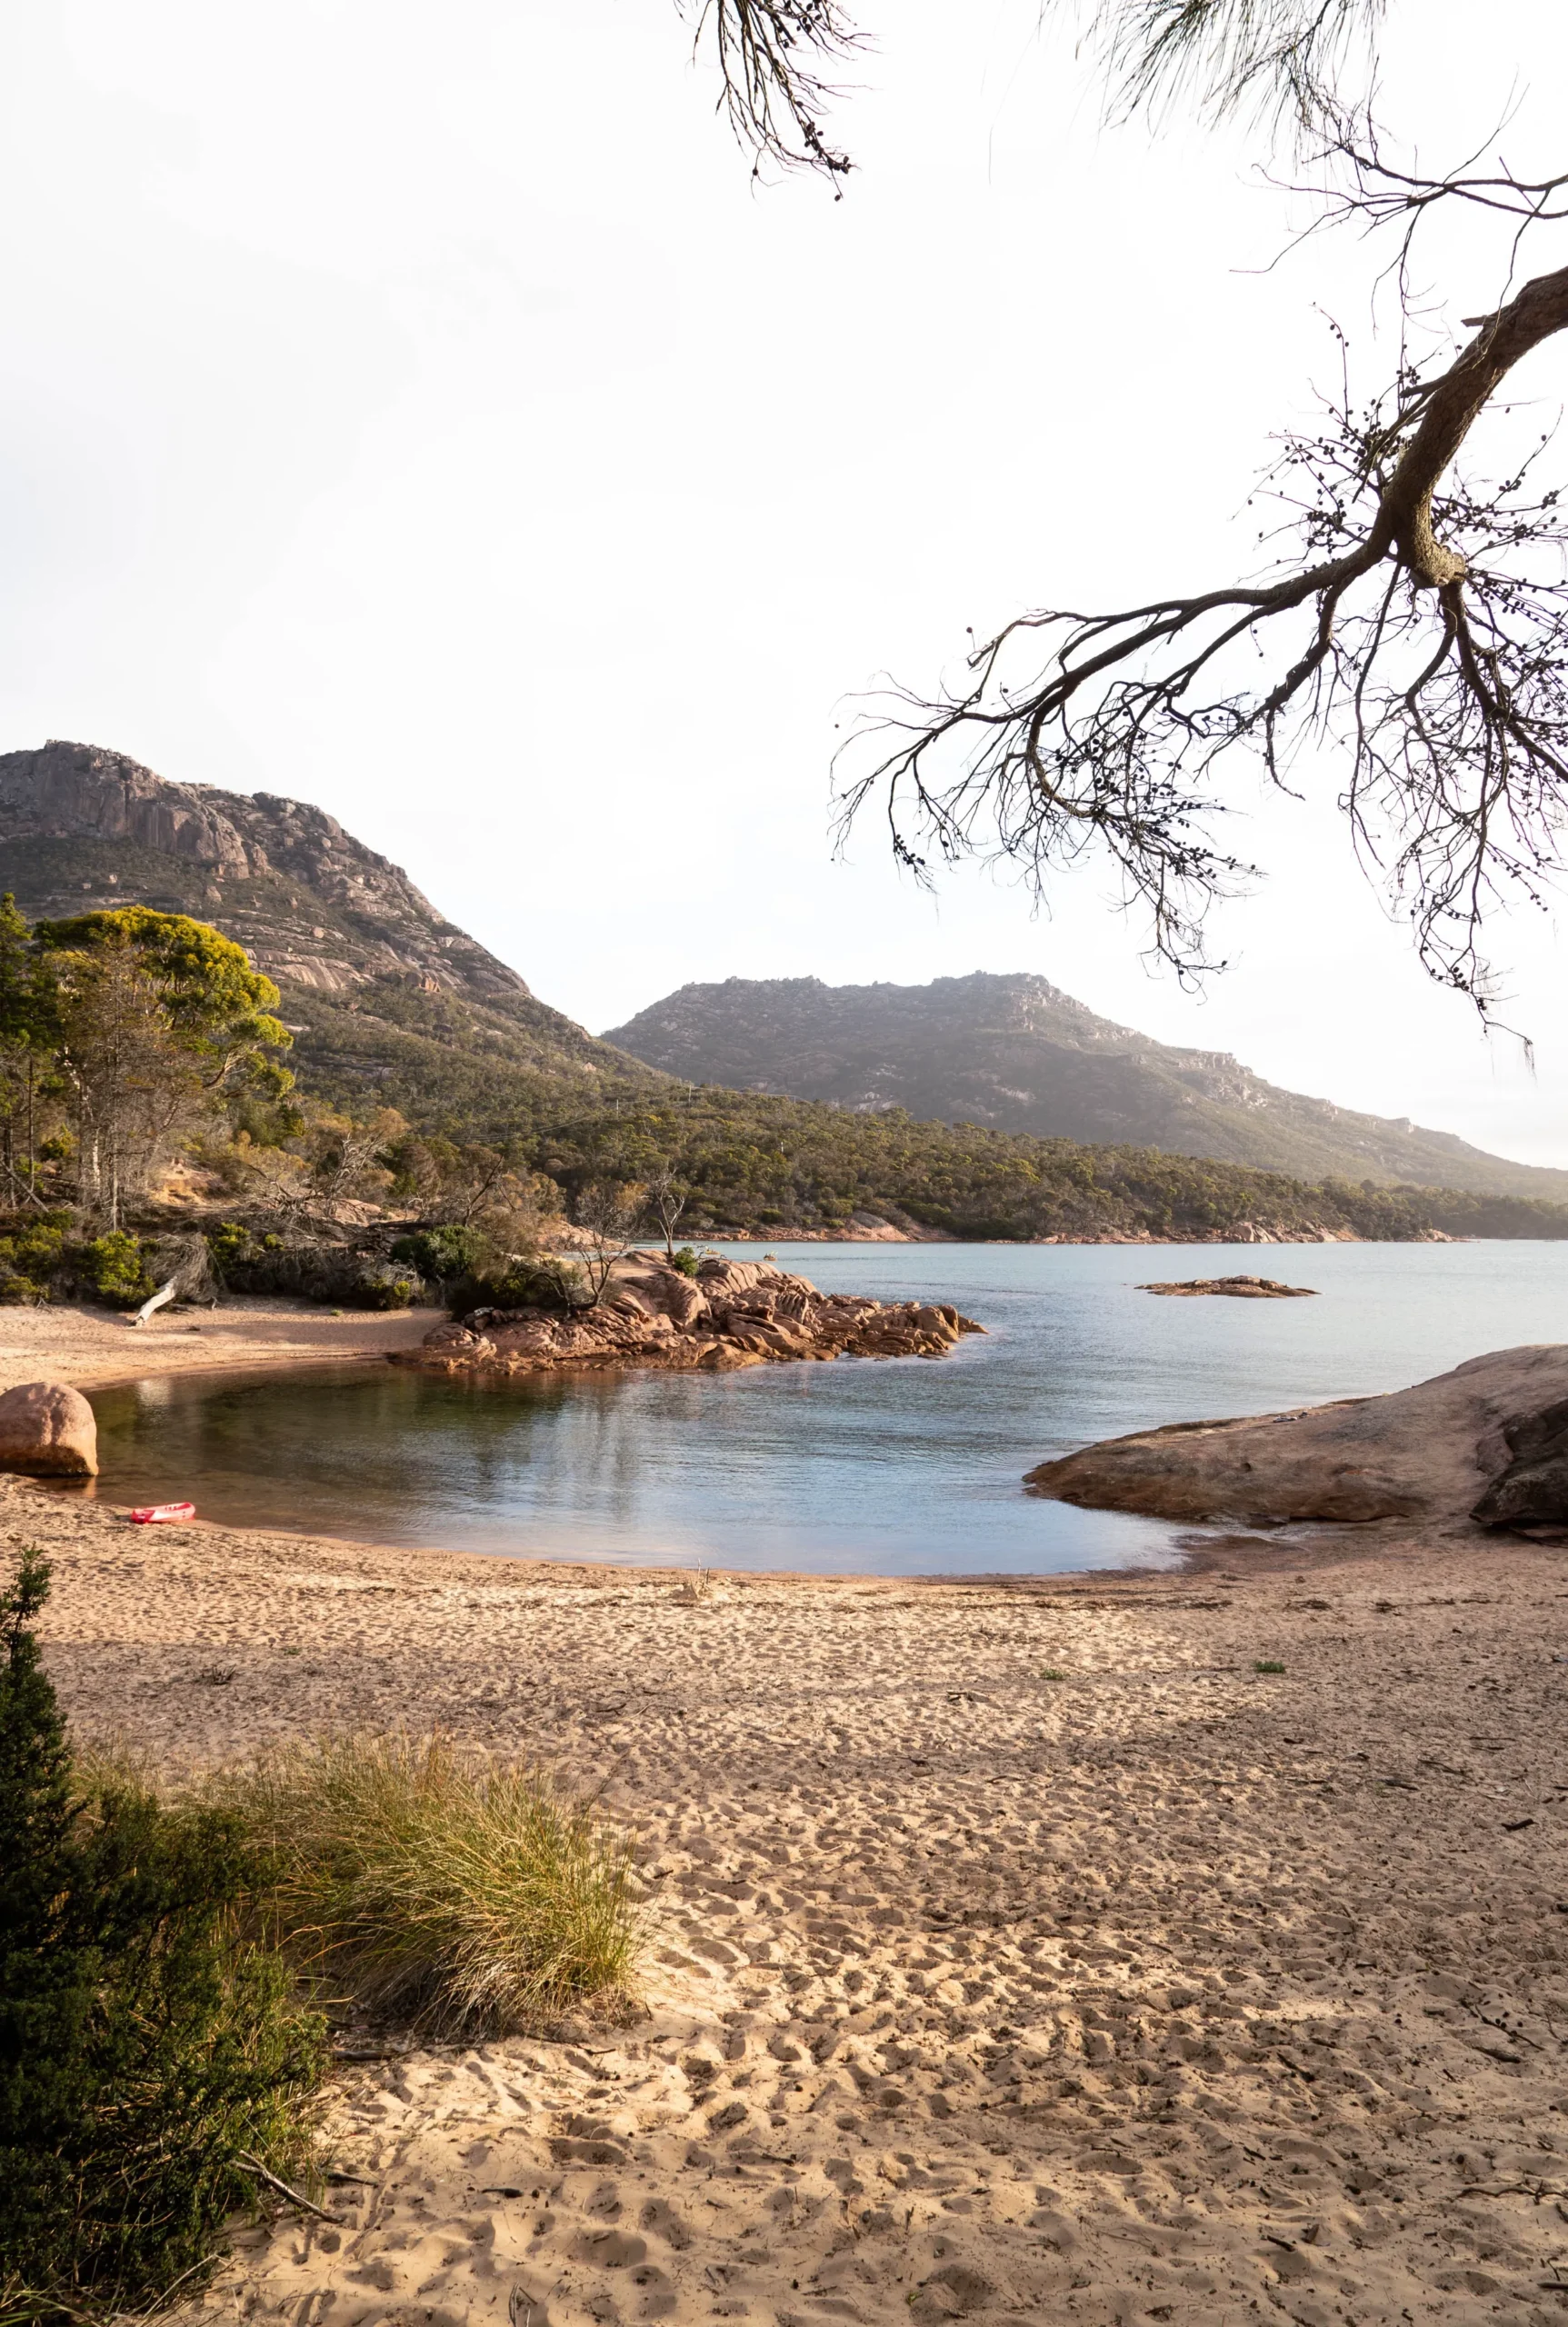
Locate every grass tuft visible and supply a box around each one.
[205,1734,640,2038]
[1253,1660,1287,1674]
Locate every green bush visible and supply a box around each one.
[205,1220,252,1276]
[205,1733,641,2038]
[4,1226,65,1283]
[391,1223,485,1282]
[0,1226,65,1308]
[669,1245,699,1277]
[75,1231,154,1305]
[351,1263,420,1311]
[215,1239,420,1309]
[0,1552,326,2316]
[448,1254,576,1318]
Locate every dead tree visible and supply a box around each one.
[566,1180,647,1308]
[644,1163,691,1259]
[680,2,1568,1011]
[684,2,1388,185]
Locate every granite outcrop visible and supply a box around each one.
[1024,1343,1568,1532]
[1138,1274,1319,1298]
[401,1253,984,1376]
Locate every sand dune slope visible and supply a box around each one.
[20,1479,1568,2325]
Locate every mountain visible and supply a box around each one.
[602,972,1568,1202]
[0,739,658,1130]
[6,743,1565,1233]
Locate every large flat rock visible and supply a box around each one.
[1024,1343,1568,1528]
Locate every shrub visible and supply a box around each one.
[0,1226,66,1307]
[75,1231,154,1305]
[448,1254,576,1318]
[5,1226,65,1283]
[351,1263,420,1311]
[391,1223,486,1283]
[669,1245,699,1277]
[205,1219,253,1276]
[206,1733,640,2038]
[0,1553,326,2316]
[216,1238,421,1308]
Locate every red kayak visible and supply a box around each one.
[129,1502,197,1524]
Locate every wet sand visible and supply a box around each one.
[15,1409,1568,2327]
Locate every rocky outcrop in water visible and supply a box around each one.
[1138,1275,1319,1298]
[1024,1343,1568,1531]
[403,1253,984,1376]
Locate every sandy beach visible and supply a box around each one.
[8,1298,1566,2327]
[0,1292,442,1396]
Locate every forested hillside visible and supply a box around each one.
[604,973,1568,1202]
[523,1091,1568,1245]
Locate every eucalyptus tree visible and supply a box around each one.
[0,895,64,1203]
[33,909,291,1224]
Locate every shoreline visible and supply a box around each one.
[0,1293,442,1401]
[13,1299,1568,2320]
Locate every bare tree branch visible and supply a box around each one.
[681,1,1389,183]
[683,0,859,183]
[836,196,1568,1014]
[1080,0,1385,136]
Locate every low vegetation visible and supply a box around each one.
[0,1555,640,2321]
[0,1552,326,2321]
[204,1733,640,2039]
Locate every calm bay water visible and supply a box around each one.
[86,1240,1568,1576]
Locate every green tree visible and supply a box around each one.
[0,896,63,1207]
[33,911,293,1225]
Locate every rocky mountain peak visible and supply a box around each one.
[0,739,528,1005]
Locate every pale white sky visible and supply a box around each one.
[1,0,1566,1160]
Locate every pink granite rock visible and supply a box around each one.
[0,1380,98,1475]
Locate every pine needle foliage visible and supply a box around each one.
[206,1734,641,2038]
[0,1552,326,2321]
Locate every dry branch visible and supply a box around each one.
[837,136,1568,1012]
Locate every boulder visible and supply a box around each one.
[1472,1396,1568,1528]
[0,1380,98,1476]
[1024,1344,1568,1532]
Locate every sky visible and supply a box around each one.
[1,0,1566,1162]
